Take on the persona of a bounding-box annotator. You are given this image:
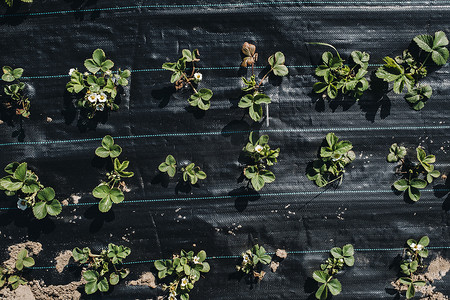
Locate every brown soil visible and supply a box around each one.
[391,256,450,300]
[28,279,85,300]
[270,261,280,272]
[128,272,157,288]
[0,285,35,300]
[276,249,288,259]
[3,241,42,269]
[54,250,72,273]
[425,256,450,282]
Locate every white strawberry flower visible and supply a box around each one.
[17,198,27,211]
[180,277,188,287]
[84,72,89,76]
[416,244,424,251]
[69,68,76,76]
[242,254,250,264]
[255,145,264,153]
[88,93,98,103]
[410,243,419,251]
[194,72,202,81]
[98,92,107,103]
[168,293,177,300]
[193,256,201,264]
[96,104,105,111]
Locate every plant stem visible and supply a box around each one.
[255,68,273,90]
[182,73,198,94]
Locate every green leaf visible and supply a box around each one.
[4,162,19,174]
[12,68,23,79]
[32,202,47,219]
[154,260,166,271]
[393,179,409,191]
[92,49,106,65]
[312,270,329,284]
[84,59,100,74]
[102,135,114,149]
[413,34,434,52]
[110,188,124,204]
[328,278,342,296]
[315,283,328,300]
[22,257,35,268]
[249,103,263,121]
[198,250,206,262]
[259,170,275,183]
[37,187,55,201]
[273,64,289,76]
[13,162,27,181]
[344,256,355,267]
[408,186,421,202]
[410,178,427,189]
[85,281,98,295]
[109,273,119,285]
[418,236,430,247]
[406,282,415,299]
[251,174,265,191]
[313,82,328,93]
[97,277,109,292]
[46,199,62,216]
[0,177,23,191]
[98,197,113,212]
[330,247,343,258]
[162,62,176,71]
[343,244,354,256]
[101,60,114,72]
[83,270,99,282]
[238,94,253,108]
[254,94,271,104]
[432,46,449,65]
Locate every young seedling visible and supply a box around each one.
[72,244,130,295]
[236,244,271,281]
[376,31,449,110]
[0,249,35,290]
[154,249,210,300]
[312,244,354,300]
[4,0,32,7]
[0,162,62,219]
[93,135,134,212]
[162,49,213,110]
[238,42,288,122]
[1,66,31,119]
[387,144,440,202]
[306,133,355,187]
[66,49,131,119]
[158,155,206,185]
[310,43,370,100]
[396,236,429,299]
[241,132,280,191]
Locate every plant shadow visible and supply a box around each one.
[228,187,260,212]
[358,72,391,122]
[433,176,450,211]
[151,172,170,188]
[150,86,176,108]
[0,206,56,239]
[0,1,29,26]
[83,204,115,233]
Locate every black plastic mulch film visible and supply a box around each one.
[0,0,450,299]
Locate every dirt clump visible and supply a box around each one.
[128,272,157,288]
[3,242,42,269]
[55,250,72,273]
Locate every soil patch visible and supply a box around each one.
[128,272,157,288]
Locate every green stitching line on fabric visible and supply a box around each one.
[27,246,450,270]
[1,125,449,147]
[1,189,448,210]
[21,63,450,80]
[3,1,450,18]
